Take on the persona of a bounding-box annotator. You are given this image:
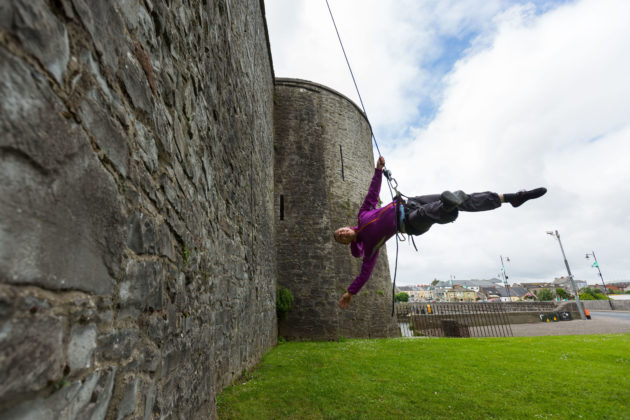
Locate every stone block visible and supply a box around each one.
[0,314,63,398]
[126,212,157,255]
[139,346,160,373]
[146,314,166,343]
[115,0,156,49]
[67,323,97,371]
[0,50,124,295]
[157,222,175,261]
[120,50,153,114]
[79,88,130,177]
[97,329,139,361]
[71,0,127,76]
[143,382,156,420]
[134,121,159,173]
[152,102,175,159]
[0,367,116,420]
[117,377,139,420]
[0,0,69,84]
[120,260,163,312]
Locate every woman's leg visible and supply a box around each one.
[404,197,458,236]
[457,191,502,212]
[407,191,502,212]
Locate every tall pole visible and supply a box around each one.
[547,230,586,320]
[587,251,614,310]
[500,255,512,300]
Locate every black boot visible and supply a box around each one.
[504,187,547,207]
[441,190,469,211]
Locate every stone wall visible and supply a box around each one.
[274,79,399,340]
[0,1,276,418]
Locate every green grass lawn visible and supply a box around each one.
[217,334,630,419]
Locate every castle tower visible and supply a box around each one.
[274,78,399,340]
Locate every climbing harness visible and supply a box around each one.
[325,0,417,317]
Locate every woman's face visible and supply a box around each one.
[334,227,355,244]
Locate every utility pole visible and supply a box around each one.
[500,255,512,300]
[546,230,586,320]
[586,251,614,310]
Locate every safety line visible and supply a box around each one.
[325,0,405,317]
[324,0,382,157]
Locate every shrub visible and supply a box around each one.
[556,288,570,300]
[276,286,294,320]
[538,288,555,301]
[395,292,409,302]
[580,287,608,300]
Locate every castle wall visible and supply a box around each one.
[0,1,276,418]
[274,79,399,340]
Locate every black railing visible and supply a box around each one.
[396,302,514,337]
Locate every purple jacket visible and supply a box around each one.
[347,168,397,295]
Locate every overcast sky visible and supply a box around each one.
[265,0,630,287]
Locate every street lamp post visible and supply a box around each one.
[585,251,614,310]
[500,255,512,301]
[546,230,586,320]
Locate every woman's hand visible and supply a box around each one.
[376,156,385,170]
[338,291,353,309]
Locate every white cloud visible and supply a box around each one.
[391,0,630,285]
[266,0,509,136]
[266,0,630,287]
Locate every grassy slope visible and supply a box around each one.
[217,334,630,419]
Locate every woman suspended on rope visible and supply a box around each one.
[334,156,547,309]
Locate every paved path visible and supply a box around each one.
[510,311,630,336]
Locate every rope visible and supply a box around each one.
[325,0,404,317]
[325,0,381,157]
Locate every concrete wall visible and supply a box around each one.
[582,300,630,310]
[0,1,276,418]
[274,79,399,340]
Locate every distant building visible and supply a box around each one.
[445,285,476,302]
[521,282,554,296]
[553,276,587,293]
[397,285,422,302]
[509,285,536,301]
[402,278,557,302]
[609,282,630,292]
[397,285,436,302]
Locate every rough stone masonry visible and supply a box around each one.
[274,79,399,341]
[0,1,397,418]
[0,1,276,418]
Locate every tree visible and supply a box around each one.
[395,292,410,302]
[556,288,570,300]
[579,287,607,300]
[538,288,554,301]
[431,279,439,286]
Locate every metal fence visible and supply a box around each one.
[396,302,513,338]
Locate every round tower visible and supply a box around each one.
[273,78,399,340]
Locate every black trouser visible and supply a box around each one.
[403,191,501,236]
